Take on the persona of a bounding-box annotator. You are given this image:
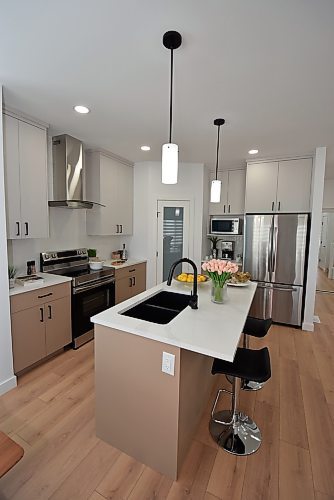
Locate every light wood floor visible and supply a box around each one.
[317,267,334,292]
[0,294,334,500]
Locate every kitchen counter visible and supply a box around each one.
[9,273,72,296]
[103,259,147,270]
[92,280,257,362]
[93,279,257,479]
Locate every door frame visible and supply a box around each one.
[156,200,192,284]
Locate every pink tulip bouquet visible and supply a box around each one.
[202,259,239,303]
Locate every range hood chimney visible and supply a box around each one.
[49,134,95,209]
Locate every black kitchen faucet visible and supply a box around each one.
[167,258,198,309]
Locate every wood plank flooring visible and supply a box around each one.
[0,292,334,499]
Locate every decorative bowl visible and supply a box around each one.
[173,273,211,287]
[89,260,104,270]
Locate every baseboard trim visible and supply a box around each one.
[0,375,17,396]
[302,322,315,332]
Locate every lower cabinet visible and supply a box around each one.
[10,283,71,374]
[115,263,146,305]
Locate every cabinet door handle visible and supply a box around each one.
[272,201,275,211]
[40,307,44,322]
[223,205,226,213]
[25,222,29,236]
[278,201,281,211]
[129,277,132,287]
[120,224,123,233]
[228,205,231,213]
[16,222,20,236]
[116,224,119,233]
[38,292,53,299]
[48,305,52,319]
[132,277,136,286]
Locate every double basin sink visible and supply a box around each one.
[121,291,190,324]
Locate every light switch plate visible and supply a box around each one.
[162,352,175,376]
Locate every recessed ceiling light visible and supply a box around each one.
[141,145,151,151]
[74,105,90,114]
[248,149,259,155]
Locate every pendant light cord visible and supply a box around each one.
[215,124,221,180]
[169,48,174,143]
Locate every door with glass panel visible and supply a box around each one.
[156,201,190,284]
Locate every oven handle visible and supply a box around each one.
[73,277,115,294]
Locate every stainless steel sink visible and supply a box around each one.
[120,291,190,324]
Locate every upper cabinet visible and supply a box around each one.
[209,169,246,215]
[245,158,312,213]
[3,114,49,239]
[86,151,133,236]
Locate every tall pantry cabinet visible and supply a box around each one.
[3,113,49,239]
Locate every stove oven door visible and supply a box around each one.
[72,277,115,348]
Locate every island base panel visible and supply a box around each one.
[95,325,214,479]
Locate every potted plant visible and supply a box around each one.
[8,265,16,288]
[87,249,97,258]
[208,236,222,259]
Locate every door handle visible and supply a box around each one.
[132,277,136,286]
[40,307,44,322]
[272,201,275,211]
[273,286,297,292]
[120,224,123,233]
[129,277,132,287]
[16,222,20,236]
[228,205,231,213]
[278,201,281,211]
[48,305,52,319]
[25,222,29,236]
[223,205,226,213]
[116,224,119,233]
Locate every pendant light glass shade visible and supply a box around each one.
[210,179,222,203]
[162,143,178,184]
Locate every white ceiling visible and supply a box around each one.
[1,0,334,176]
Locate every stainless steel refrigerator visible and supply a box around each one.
[244,214,309,326]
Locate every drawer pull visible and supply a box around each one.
[38,292,53,299]
[128,269,136,273]
[40,307,44,322]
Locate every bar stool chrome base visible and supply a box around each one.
[210,410,262,455]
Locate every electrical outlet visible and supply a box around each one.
[162,352,175,376]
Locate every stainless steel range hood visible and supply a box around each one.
[49,134,96,209]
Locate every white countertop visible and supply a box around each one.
[92,280,257,362]
[9,273,72,296]
[103,259,147,270]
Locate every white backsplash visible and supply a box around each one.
[7,208,131,274]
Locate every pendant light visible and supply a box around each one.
[210,118,225,203]
[162,31,182,184]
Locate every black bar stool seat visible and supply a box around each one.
[213,347,271,382]
[243,317,272,338]
[210,347,271,456]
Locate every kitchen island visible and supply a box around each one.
[92,280,257,479]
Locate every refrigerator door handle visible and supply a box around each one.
[268,218,274,280]
[271,226,278,274]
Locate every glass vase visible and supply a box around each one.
[211,281,228,304]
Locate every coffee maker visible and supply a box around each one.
[221,241,234,260]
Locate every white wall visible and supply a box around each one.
[0,86,16,395]
[323,179,334,210]
[8,208,131,272]
[303,147,326,331]
[129,161,205,289]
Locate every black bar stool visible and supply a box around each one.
[210,347,271,456]
[241,317,272,391]
[227,316,272,391]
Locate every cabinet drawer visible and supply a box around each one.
[114,263,146,281]
[10,282,71,313]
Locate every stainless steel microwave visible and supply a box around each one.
[210,217,241,235]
